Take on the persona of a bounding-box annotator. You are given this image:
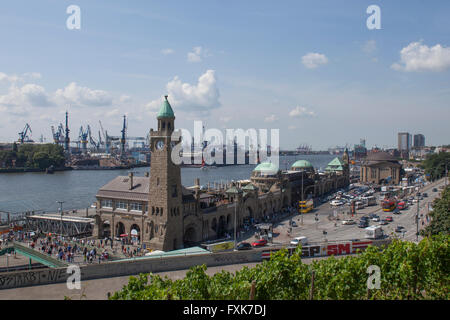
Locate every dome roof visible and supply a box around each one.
[291,160,313,169]
[157,95,175,119]
[253,162,279,175]
[365,151,397,162]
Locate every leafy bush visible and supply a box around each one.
[110,235,449,300]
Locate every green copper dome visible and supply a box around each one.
[157,95,175,119]
[291,160,313,169]
[253,162,279,175]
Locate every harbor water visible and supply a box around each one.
[0,154,336,215]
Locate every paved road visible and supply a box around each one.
[240,178,446,246]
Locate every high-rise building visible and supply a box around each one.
[398,132,410,158]
[413,134,425,148]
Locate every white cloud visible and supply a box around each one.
[289,106,316,118]
[362,40,377,54]
[220,116,232,123]
[119,95,131,103]
[147,70,220,115]
[264,114,277,123]
[0,72,21,83]
[187,46,211,63]
[23,72,42,80]
[0,84,53,109]
[391,41,450,72]
[161,48,175,55]
[301,52,328,69]
[54,82,113,107]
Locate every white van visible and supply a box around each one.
[290,236,308,246]
[365,226,384,239]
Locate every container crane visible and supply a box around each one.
[120,115,127,157]
[18,123,33,143]
[79,126,89,154]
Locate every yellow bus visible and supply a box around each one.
[299,200,313,213]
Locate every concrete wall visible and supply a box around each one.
[0,248,264,290]
[0,239,393,291]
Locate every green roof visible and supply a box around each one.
[325,157,345,171]
[225,185,242,194]
[157,96,175,119]
[242,183,258,191]
[291,160,313,169]
[253,162,279,175]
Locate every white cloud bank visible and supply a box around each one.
[187,46,211,63]
[146,70,220,115]
[54,82,113,107]
[289,106,316,118]
[392,41,450,72]
[301,52,328,69]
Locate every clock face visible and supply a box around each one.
[156,140,165,150]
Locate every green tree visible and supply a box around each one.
[422,186,450,236]
[420,152,450,181]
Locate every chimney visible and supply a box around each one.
[129,172,134,190]
[195,178,200,187]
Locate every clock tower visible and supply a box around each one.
[147,95,184,251]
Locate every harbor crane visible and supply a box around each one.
[87,125,100,151]
[79,126,89,154]
[120,115,127,156]
[18,123,33,143]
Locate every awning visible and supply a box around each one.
[120,233,128,237]
[130,229,138,236]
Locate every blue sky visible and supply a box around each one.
[0,0,449,150]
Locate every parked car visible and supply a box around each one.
[358,220,369,228]
[235,242,252,250]
[342,219,356,225]
[432,188,438,192]
[330,200,344,206]
[379,219,388,225]
[395,226,405,233]
[251,239,268,247]
[372,216,380,222]
[385,216,393,222]
[393,208,401,215]
[423,192,428,197]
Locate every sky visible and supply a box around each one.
[0,0,449,150]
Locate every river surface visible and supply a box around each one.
[0,154,336,215]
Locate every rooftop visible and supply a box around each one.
[157,95,175,119]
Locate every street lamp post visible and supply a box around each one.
[57,201,64,237]
[416,195,419,242]
[301,170,304,225]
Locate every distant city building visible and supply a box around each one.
[398,132,411,159]
[353,138,367,160]
[413,134,425,148]
[360,152,402,185]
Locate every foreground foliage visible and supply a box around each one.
[422,186,450,236]
[110,235,449,300]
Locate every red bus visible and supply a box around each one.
[397,201,407,210]
[382,198,396,212]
